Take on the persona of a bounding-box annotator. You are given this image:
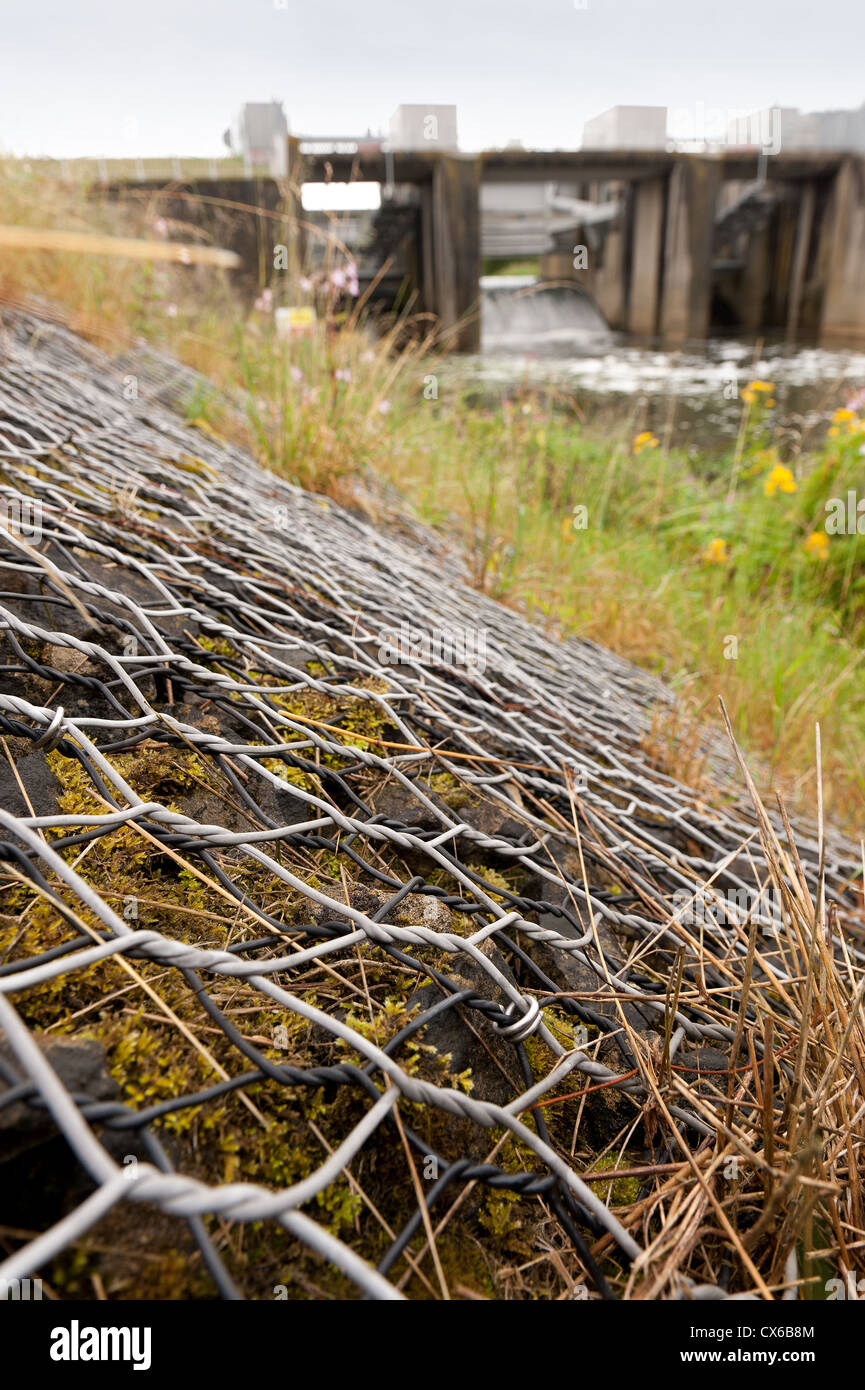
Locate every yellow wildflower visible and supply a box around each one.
[633,431,659,454]
[764,463,797,497]
[804,530,829,560]
[828,407,861,437]
[703,537,729,565]
[741,379,775,405]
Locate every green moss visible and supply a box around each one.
[194,633,242,661]
[428,771,478,812]
[537,1010,598,1054]
[479,1188,523,1238]
[586,1152,641,1206]
[0,724,607,1300]
[465,862,514,901]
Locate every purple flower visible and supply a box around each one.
[334,367,351,383]
[290,365,303,383]
[328,262,359,296]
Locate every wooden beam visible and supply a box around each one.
[431,156,481,351]
[786,183,815,340]
[297,148,845,190]
[820,157,865,342]
[284,136,307,276]
[659,157,719,341]
[628,177,665,335]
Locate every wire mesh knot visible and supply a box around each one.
[31,706,66,752]
[493,995,542,1043]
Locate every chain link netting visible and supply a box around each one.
[0,306,862,1300]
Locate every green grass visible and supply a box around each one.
[379,392,865,822]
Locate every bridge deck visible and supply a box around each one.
[299,147,847,185]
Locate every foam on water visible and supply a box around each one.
[472,277,865,447]
[480,279,865,392]
[481,276,610,352]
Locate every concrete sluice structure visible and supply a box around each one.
[294,147,865,352]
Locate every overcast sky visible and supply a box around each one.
[1,0,862,157]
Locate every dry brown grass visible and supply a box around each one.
[567,706,865,1298]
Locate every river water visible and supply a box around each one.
[447,277,865,460]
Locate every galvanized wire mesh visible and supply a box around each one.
[0,306,862,1300]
